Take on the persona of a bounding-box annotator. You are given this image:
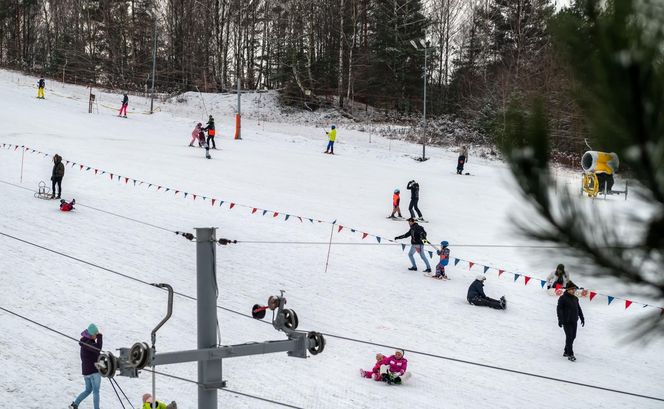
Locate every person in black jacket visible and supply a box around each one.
[406,180,423,220]
[394,218,431,272]
[51,154,65,199]
[69,323,103,409]
[203,115,216,149]
[467,276,505,309]
[557,281,585,361]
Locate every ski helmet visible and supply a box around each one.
[331,124,336,129]
[440,241,448,247]
[394,189,400,194]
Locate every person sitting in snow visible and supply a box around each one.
[546,264,570,290]
[467,275,505,310]
[434,241,450,279]
[380,349,408,385]
[360,353,387,381]
[389,189,402,218]
[60,199,76,211]
[189,123,203,147]
[141,393,178,409]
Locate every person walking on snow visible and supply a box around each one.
[324,125,336,154]
[406,180,423,220]
[118,93,128,117]
[389,189,403,218]
[69,324,103,409]
[394,218,431,272]
[50,154,65,199]
[434,241,450,279]
[457,145,469,174]
[190,123,203,147]
[37,77,46,99]
[360,353,387,381]
[380,349,408,384]
[141,393,178,409]
[467,276,505,309]
[546,264,570,290]
[557,281,585,361]
[203,115,217,149]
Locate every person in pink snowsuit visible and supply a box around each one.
[383,350,408,377]
[361,353,387,381]
[190,123,203,147]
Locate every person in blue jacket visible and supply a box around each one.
[467,276,505,309]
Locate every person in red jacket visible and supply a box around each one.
[60,199,76,211]
[389,189,403,218]
[360,353,387,381]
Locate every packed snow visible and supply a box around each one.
[0,69,662,409]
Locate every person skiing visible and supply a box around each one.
[360,353,387,381]
[467,276,506,310]
[389,189,403,218]
[141,393,178,409]
[50,154,65,199]
[406,180,423,220]
[37,77,46,99]
[380,349,408,385]
[190,123,203,147]
[557,281,585,361]
[324,125,336,154]
[434,241,450,279]
[203,115,216,149]
[69,324,103,409]
[546,264,570,290]
[60,198,76,211]
[118,93,129,117]
[457,145,469,174]
[394,218,431,272]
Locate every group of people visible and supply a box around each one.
[189,115,216,159]
[69,324,177,409]
[360,349,408,385]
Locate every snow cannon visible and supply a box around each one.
[581,151,619,174]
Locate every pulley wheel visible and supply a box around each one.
[307,332,326,355]
[128,342,151,369]
[96,352,118,378]
[283,309,299,330]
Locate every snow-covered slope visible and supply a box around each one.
[0,70,662,409]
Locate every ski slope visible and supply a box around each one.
[0,69,662,409]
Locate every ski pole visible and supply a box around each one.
[423,240,439,253]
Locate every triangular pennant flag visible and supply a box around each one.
[211,199,216,206]
[202,197,207,201]
[139,181,144,186]
[15,146,19,151]
[608,296,615,305]
[308,218,313,223]
[272,211,278,217]
[625,300,632,309]
[332,219,337,224]
[72,162,77,168]
[401,244,406,251]
[124,177,129,184]
[338,225,343,232]
[157,186,162,191]
[193,194,196,200]
[100,171,106,175]
[263,210,268,216]
[148,184,152,188]
[175,190,179,195]
[86,167,90,171]
[540,280,546,288]
[589,291,597,301]
[165,188,170,192]
[298,216,303,222]
[454,258,460,266]
[642,304,648,308]
[110,173,113,180]
[230,203,236,209]
[428,251,433,259]
[376,236,381,243]
[32,149,36,153]
[184,193,188,198]
[133,180,136,186]
[468,262,474,270]
[94,169,98,174]
[483,266,489,274]
[219,201,224,206]
[524,276,531,285]
[252,208,257,214]
[285,215,290,221]
[117,175,120,181]
[80,164,84,170]
[498,269,504,276]
[513,274,521,282]
[362,233,368,239]
[351,229,356,233]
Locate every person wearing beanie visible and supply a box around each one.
[557,281,585,361]
[394,218,431,272]
[467,276,506,310]
[50,154,65,199]
[546,264,571,290]
[203,115,216,149]
[379,349,408,385]
[69,324,103,409]
[141,393,178,409]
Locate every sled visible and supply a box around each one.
[34,181,53,200]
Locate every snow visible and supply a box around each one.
[0,69,663,409]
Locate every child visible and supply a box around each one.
[434,241,450,279]
[60,199,76,212]
[190,123,202,147]
[324,125,336,154]
[389,189,402,218]
[380,349,408,385]
[360,353,387,381]
[457,145,468,174]
[141,393,177,409]
[118,93,129,117]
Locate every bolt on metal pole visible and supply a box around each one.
[196,228,221,409]
[150,16,157,114]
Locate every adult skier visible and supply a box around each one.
[69,324,103,409]
[546,264,570,290]
[203,115,216,149]
[37,77,46,99]
[467,276,506,310]
[324,125,336,154]
[406,180,423,220]
[389,189,403,218]
[118,93,128,117]
[457,145,469,174]
[50,154,65,199]
[394,218,431,272]
[557,281,585,361]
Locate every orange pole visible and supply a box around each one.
[234,114,242,139]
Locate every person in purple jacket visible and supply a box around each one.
[69,323,103,409]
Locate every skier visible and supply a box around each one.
[118,93,128,117]
[457,145,468,174]
[360,353,387,381]
[142,393,178,409]
[189,123,203,147]
[389,189,403,218]
[60,198,76,211]
[380,349,408,385]
[406,180,423,220]
[557,281,585,362]
[546,264,570,290]
[394,218,431,272]
[433,241,450,279]
[37,77,46,99]
[69,324,103,409]
[50,154,65,199]
[203,115,217,149]
[324,125,336,154]
[467,275,506,310]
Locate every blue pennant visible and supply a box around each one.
[428,251,433,259]
[608,296,615,305]
[184,193,188,198]
[540,280,546,288]
[454,258,460,266]
[401,244,406,251]
[285,215,290,221]
[308,218,314,223]
[376,237,381,243]
[483,266,489,274]
[219,201,224,206]
[263,210,268,216]
[514,274,521,282]
[332,219,337,224]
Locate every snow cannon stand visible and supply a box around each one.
[580,151,628,200]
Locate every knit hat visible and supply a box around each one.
[142,394,153,403]
[87,323,99,336]
[476,275,486,281]
[565,281,578,290]
[395,349,405,357]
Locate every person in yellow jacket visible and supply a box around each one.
[141,393,177,409]
[37,77,45,99]
[324,125,337,154]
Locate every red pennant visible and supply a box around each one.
[14,146,18,150]
[211,199,216,206]
[338,225,344,232]
[230,203,236,209]
[625,300,632,309]
[124,177,129,184]
[252,208,257,214]
[555,283,562,290]
[468,262,474,270]
[193,194,197,200]
[272,211,278,217]
[362,232,368,239]
[524,276,531,285]
[589,292,597,301]
[94,169,98,175]
[175,190,179,195]
[80,164,84,170]
[498,269,504,276]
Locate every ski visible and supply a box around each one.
[424,273,450,280]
